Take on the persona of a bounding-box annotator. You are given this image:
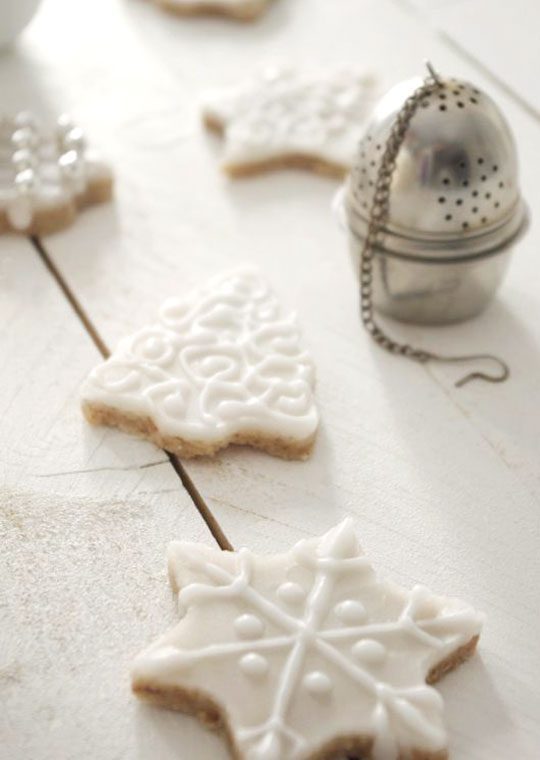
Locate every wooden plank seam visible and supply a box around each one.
[30,234,234,552]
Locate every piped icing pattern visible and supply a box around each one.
[132,520,483,760]
[81,269,318,458]
[153,0,272,19]
[0,112,112,234]
[202,66,377,175]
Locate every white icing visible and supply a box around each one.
[352,639,387,666]
[81,269,318,449]
[0,112,112,233]
[276,582,306,606]
[132,520,484,760]
[202,66,377,172]
[235,614,265,640]
[240,653,269,679]
[303,671,333,697]
[334,599,367,625]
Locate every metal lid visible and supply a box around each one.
[346,75,527,260]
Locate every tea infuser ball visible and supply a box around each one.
[346,67,527,326]
[341,63,527,386]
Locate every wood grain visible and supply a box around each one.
[0,240,225,760]
[1,0,539,758]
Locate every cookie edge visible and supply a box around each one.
[202,113,348,179]
[0,173,113,237]
[154,0,268,21]
[82,401,316,461]
[132,635,479,760]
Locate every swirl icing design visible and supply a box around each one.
[0,112,112,234]
[132,519,483,760]
[202,66,377,173]
[81,269,318,454]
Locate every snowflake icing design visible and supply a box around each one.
[202,66,378,175]
[132,520,483,760]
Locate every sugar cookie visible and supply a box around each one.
[202,66,377,177]
[0,112,112,236]
[153,0,272,21]
[132,519,483,760]
[81,268,318,460]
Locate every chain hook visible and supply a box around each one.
[447,354,510,387]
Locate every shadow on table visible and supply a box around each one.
[440,654,518,757]
[370,295,540,478]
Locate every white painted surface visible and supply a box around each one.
[0,241,225,760]
[408,0,540,116]
[1,0,539,758]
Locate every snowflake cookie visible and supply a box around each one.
[132,519,483,760]
[81,268,318,460]
[0,112,112,236]
[202,66,377,177]
[152,0,272,21]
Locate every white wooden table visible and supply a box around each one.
[1,1,539,758]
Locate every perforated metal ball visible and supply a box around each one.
[348,75,526,259]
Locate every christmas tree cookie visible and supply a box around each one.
[81,268,318,460]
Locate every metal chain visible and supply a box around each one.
[359,66,510,386]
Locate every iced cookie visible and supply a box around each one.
[0,112,113,236]
[202,66,376,177]
[132,519,483,760]
[152,0,272,21]
[81,268,318,460]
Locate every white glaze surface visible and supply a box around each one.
[133,520,483,760]
[202,66,377,171]
[81,268,318,447]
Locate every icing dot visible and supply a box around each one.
[58,149,83,178]
[239,653,269,679]
[276,582,306,606]
[234,614,264,640]
[303,671,333,697]
[12,127,37,150]
[57,113,75,132]
[12,148,35,169]
[334,600,367,625]
[352,639,387,666]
